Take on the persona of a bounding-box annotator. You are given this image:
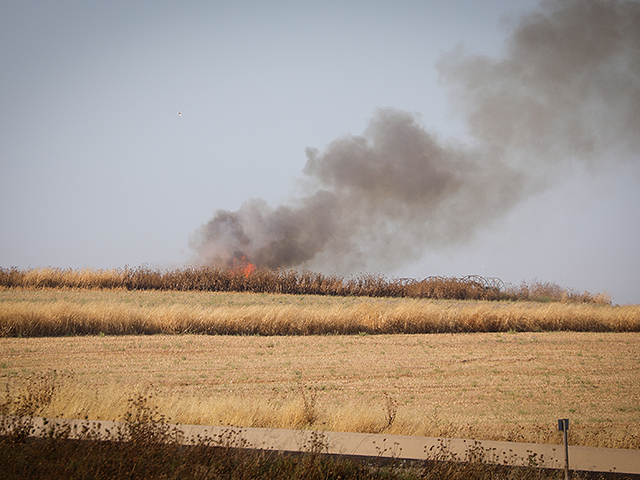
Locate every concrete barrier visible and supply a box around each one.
[5,417,639,475]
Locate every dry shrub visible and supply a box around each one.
[0,266,611,304]
[0,370,68,417]
[0,370,70,444]
[0,267,125,290]
[505,279,612,305]
[121,393,182,447]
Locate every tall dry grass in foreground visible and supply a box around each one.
[1,294,637,336]
[10,377,635,450]
[0,266,612,303]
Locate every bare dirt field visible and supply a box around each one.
[2,331,638,448]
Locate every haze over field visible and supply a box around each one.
[2,0,639,303]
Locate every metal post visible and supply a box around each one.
[558,419,570,480]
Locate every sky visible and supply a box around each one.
[1,0,639,304]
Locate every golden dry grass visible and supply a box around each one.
[1,289,638,336]
[2,332,639,449]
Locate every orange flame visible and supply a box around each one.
[232,256,256,278]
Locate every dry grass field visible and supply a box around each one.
[2,329,638,449]
[2,285,639,458]
[1,288,638,336]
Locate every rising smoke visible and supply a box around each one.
[190,0,640,273]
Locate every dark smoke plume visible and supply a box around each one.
[190,0,640,273]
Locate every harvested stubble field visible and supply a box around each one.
[1,289,639,451]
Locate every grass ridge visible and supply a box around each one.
[1,291,637,337]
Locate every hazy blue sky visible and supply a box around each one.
[2,0,639,304]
